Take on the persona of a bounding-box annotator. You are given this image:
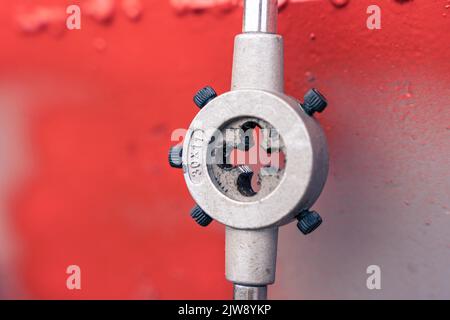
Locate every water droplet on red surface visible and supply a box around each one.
[85,0,116,23]
[93,37,108,52]
[305,71,316,83]
[329,0,350,8]
[16,9,48,34]
[122,0,143,21]
[278,0,288,9]
[15,6,66,36]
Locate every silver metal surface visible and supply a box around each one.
[243,0,278,34]
[231,33,284,92]
[234,285,268,300]
[183,90,328,230]
[226,227,278,285]
[180,0,329,301]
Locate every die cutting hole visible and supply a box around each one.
[207,117,286,202]
[237,170,256,197]
[232,125,285,197]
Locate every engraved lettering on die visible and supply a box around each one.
[188,129,205,183]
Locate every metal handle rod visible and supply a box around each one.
[243,0,278,34]
[232,0,284,92]
[234,285,268,300]
[226,227,278,300]
[228,0,282,301]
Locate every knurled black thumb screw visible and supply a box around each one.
[297,210,322,235]
[190,205,213,227]
[168,144,183,168]
[193,86,217,108]
[302,88,328,116]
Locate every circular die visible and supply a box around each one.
[182,89,328,230]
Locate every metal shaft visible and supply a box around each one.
[243,0,278,33]
[231,0,283,92]
[227,0,282,301]
[226,227,278,300]
[234,285,268,300]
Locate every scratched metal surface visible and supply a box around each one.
[0,0,448,299]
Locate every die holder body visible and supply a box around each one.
[226,0,283,300]
[169,0,329,300]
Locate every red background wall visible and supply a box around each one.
[0,0,449,299]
